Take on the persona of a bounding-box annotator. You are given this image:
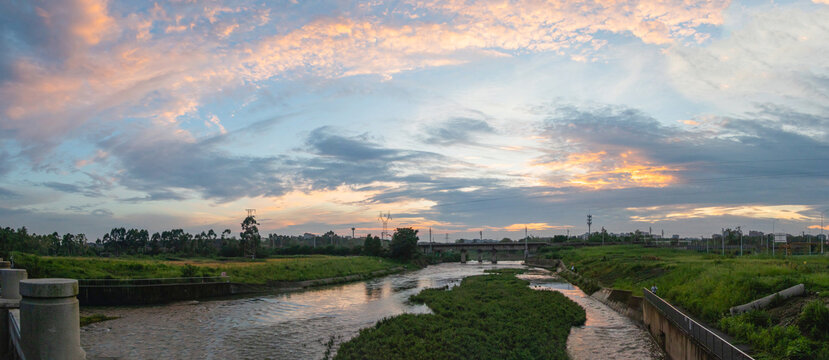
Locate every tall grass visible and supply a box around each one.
[11,252,403,284]
[559,246,829,359]
[335,269,586,360]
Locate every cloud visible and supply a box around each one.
[0,0,733,164]
[100,123,286,202]
[0,187,18,199]
[627,205,814,222]
[422,117,495,146]
[667,6,829,114]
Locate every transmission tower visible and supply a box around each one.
[378,212,392,241]
[245,209,256,217]
[587,213,592,238]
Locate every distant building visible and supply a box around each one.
[748,231,764,237]
[302,233,316,240]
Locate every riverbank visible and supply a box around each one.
[335,268,586,360]
[11,252,406,284]
[543,245,829,359]
[80,262,528,359]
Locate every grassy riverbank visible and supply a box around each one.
[11,252,405,284]
[335,269,586,360]
[546,245,829,359]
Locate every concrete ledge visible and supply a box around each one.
[20,278,78,298]
[0,299,20,309]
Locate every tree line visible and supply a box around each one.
[0,220,423,261]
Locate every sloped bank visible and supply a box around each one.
[79,266,407,306]
[525,258,644,323]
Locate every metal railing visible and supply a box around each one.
[78,276,229,287]
[643,289,753,360]
[8,309,24,360]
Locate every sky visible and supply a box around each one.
[0,0,828,241]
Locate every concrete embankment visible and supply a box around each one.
[80,266,406,306]
[525,258,752,360]
[525,259,644,324]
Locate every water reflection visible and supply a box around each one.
[519,270,664,360]
[82,262,523,360]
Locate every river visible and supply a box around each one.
[81,262,662,359]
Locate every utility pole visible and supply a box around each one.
[524,226,529,260]
[479,230,483,243]
[721,228,725,256]
[429,227,433,253]
[821,210,825,255]
[738,228,743,256]
[805,231,809,255]
[772,221,775,257]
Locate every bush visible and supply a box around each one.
[797,300,829,340]
[335,271,585,359]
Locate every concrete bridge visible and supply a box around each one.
[418,242,548,263]
[418,241,634,263]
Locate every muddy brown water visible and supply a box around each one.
[81,262,662,359]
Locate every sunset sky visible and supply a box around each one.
[1,0,827,240]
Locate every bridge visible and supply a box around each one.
[417,241,635,263]
[417,242,549,263]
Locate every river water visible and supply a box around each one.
[81,262,662,359]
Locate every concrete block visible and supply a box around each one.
[20,278,86,360]
[0,269,27,300]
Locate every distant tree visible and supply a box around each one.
[500,237,512,243]
[240,216,261,259]
[390,227,419,260]
[363,234,383,256]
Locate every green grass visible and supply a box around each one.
[554,245,829,359]
[80,314,119,327]
[11,252,404,284]
[335,269,586,360]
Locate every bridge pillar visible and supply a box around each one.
[20,278,86,360]
[491,249,497,264]
[0,268,26,358]
[460,250,467,263]
[1,269,27,300]
[477,253,483,263]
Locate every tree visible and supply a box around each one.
[500,237,512,243]
[363,234,383,256]
[240,216,261,259]
[390,227,419,260]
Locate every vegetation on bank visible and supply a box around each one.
[546,245,829,360]
[335,269,586,360]
[11,252,405,284]
[80,314,119,327]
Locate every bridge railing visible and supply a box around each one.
[8,309,24,360]
[78,276,229,287]
[643,288,753,360]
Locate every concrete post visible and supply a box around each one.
[460,250,467,263]
[1,269,28,300]
[20,278,86,360]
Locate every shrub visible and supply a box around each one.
[797,300,829,340]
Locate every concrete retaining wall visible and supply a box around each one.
[79,266,407,306]
[592,288,644,324]
[643,299,713,360]
[79,282,234,306]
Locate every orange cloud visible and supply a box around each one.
[628,205,814,222]
[532,150,680,190]
[490,223,573,232]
